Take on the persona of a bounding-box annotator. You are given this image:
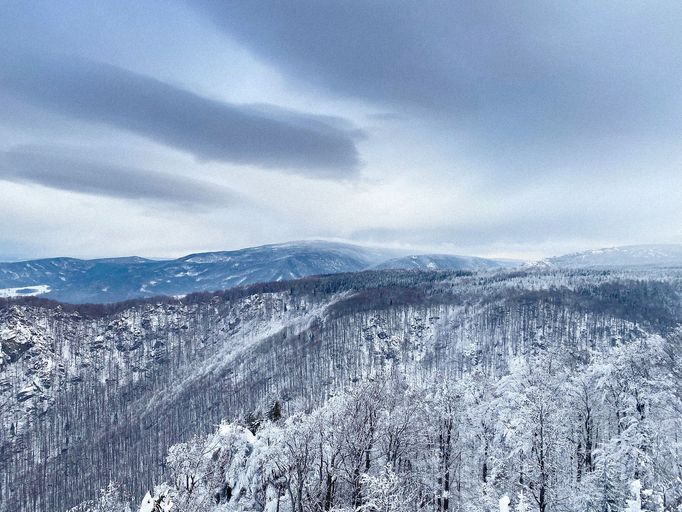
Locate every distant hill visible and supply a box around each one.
[546,244,682,268]
[372,253,514,271]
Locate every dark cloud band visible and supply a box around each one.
[193,0,682,170]
[0,54,362,178]
[0,147,235,207]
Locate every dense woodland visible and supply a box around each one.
[74,334,682,511]
[2,268,682,511]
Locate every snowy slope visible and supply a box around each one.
[546,244,682,268]
[372,253,513,271]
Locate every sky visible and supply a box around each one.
[1,0,681,261]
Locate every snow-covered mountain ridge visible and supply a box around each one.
[0,241,515,304]
[4,241,681,305]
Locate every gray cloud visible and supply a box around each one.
[193,1,682,172]
[0,53,363,178]
[0,147,236,207]
[0,0,679,260]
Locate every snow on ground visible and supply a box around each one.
[0,284,50,298]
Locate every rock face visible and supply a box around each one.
[1,268,681,511]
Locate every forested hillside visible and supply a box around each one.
[2,268,682,511]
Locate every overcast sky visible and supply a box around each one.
[1,0,681,261]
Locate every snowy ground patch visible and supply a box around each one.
[0,284,51,298]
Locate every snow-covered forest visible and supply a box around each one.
[71,333,682,512]
[2,268,682,511]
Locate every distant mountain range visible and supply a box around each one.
[0,241,515,303]
[0,241,382,303]
[2,241,681,303]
